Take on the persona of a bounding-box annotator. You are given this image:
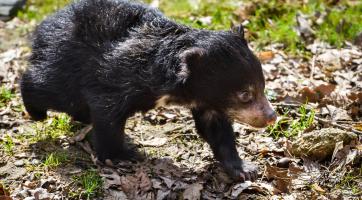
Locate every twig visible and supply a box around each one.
[310,54,316,81]
[273,102,362,135]
[272,102,302,108]
[296,113,362,135]
[272,102,315,110]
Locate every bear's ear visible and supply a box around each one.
[178,47,206,83]
[231,24,245,38]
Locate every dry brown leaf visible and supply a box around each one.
[101,169,122,189]
[353,123,362,131]
[311,183,325,193]
[258,51,275,62]
[137,170,152,192]
[160,176,175,188]
[0,183,11,200]
[314,84,336,97]
[299,84,336,103]
[139,137,167,147]
[265,164,291,194]
[299,87,319,102]
[183,183,203,200]
[72,125,92,142]
[120,169,152,197]
[230,181,252,198]
[348,92,362,103]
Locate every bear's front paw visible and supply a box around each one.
[238,161,258,182]
[223,160,258,182]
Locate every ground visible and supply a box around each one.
[0,0,361,200]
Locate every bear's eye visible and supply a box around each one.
[238,92,253,103]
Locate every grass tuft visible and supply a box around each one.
[1,135,15,155]
[17,0,70,21]
[337,166,362,195]
[32,113,74,142]
[16,0,362,53]
[267,104,315,139]
[42,152,69,169]
[0,87,14,108]
[71,169,103,199]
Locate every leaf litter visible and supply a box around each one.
[0,7,362,200]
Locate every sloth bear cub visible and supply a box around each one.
[21,0,277,181]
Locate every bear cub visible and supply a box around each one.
[21,0,277,181]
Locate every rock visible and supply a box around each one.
[31,159,40,165]
[296,12,315,42]
[317,50,342,72]
[40,177,56,189]
[18,189,29,198]
[354,32,362,48]
[277,157,291,168]
[14,160,24,167]
[0,0,26,21]
[29,187,53,200]
[183,183,203,200]
[289,128,357,160]
[15,152,28,158]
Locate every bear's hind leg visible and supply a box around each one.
[20,77,48,121]
[86,92,143,162]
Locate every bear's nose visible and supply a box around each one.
[266,110,277,125]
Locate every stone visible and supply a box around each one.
[277,157,291,168]
[14,159,24,167]
[0,0,26,21]
[289,128,357,161]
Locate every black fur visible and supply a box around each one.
[21,0,272,181]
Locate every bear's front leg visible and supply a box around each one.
[191,107,258,181]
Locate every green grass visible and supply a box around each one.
[17,0,70,21]
[32,113,74,142]
[0,87,14,108]
[16,0,362,53]
[1,135,15,155]
[337,166,362,195]
[42,151,69,169]
[159,0,238,30]
[71,169,103,199]
[315,2,362,47]
[267,104,315,139]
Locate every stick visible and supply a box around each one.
[295,113,362,135]
[273,102,362,135]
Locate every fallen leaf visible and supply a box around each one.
[183,183,203,200]
[139,137,167,147]
[230,181,252,198]
[0,183,10,197]
[160,176,175,188]
[311,183,325,193]
[348,92,362,103]
[299,87,319,102]
[265,164,291,194]
[314,84,336,98]
[72,125,92,142]
[120,169,152,199]
[156,189,170,200]
[258,51,275,62]
[331,141,344,162]
[353,123,362,131]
